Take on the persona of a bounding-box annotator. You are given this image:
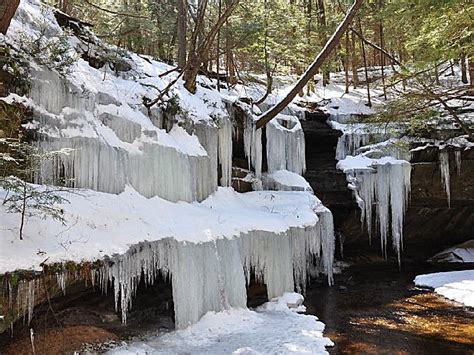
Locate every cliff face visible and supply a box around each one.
[303,113,474,260]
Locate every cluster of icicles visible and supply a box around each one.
[335,128,412,263]
[6,210,334,330]
[345,163,411,264]
[91,207,334,329]
[31,69,233,203]
[17,65,332,331]
[242,108,307,182]
[439,149,462,208]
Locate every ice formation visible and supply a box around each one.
[266,114,306,175]
[439,150,451,208]
[455,150,462,176]
[95,215,335,328]
[23,67,219,202]
[1,0,338,334]
[218,117,233,186]
[243,114,263,178]
[336,132,370,160]
[339,160,411,262]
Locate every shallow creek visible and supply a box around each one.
[305,262,474,354]
[1,262,472,354]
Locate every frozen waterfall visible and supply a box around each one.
[340,161,411,263]
[266,115,306,175]
[439,150,451,208]
[29,68,218,202]
[96,216,335,328]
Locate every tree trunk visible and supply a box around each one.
[184,0,239,93]
[350,30,359,88]
[216,0,222,90]
[256,0,364,129]
[317,0,330,85]
[0,0,20,35]
[379,1,387,100]
[357,18,371,107]
[344,31,350,93]
[469,57,474,88]
[177,0,187,68]
[460,55,468,84]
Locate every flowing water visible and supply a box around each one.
[305,262,474,354]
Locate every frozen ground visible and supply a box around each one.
[414,270,474,307]
[109,293,333,354]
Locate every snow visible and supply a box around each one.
[263,170,313,192]
[429,240,474,263]
[414,270,474,307]
[1,186,335,327]
[108,293,333,354]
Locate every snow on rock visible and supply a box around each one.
[263,170,313,192]
[1,186,335,328]
[429,240,474,263]
[414,270,474,307]
[266,114,306,175]
[2,0,238,203]
[108,293,333,354]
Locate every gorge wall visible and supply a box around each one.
[303,111,474,260]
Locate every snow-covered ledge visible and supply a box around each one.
[0,187,335,329]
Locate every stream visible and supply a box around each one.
[1,262,472,354]
[305,262,474,354]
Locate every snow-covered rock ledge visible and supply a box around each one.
[415,270,474,308]
[0,187,335,329]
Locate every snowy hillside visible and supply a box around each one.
[0,0,335,334]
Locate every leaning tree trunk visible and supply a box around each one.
[0,0,20,35]
[256,0,364,129]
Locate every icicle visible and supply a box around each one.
[243,114,262,178]
[194,122,219,189]
[439,150,451,208]
[218,117,233,187]
[29,68,217,203]
[266,115,306,175]
[336,133,370,160]
[56,272,67,295]
[454,150,462,176]
[99,216,335,329]
[342,162,411,263]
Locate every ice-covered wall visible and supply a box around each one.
[95,217,334,329]
[266,114,306,175]
[26,68,220,202]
